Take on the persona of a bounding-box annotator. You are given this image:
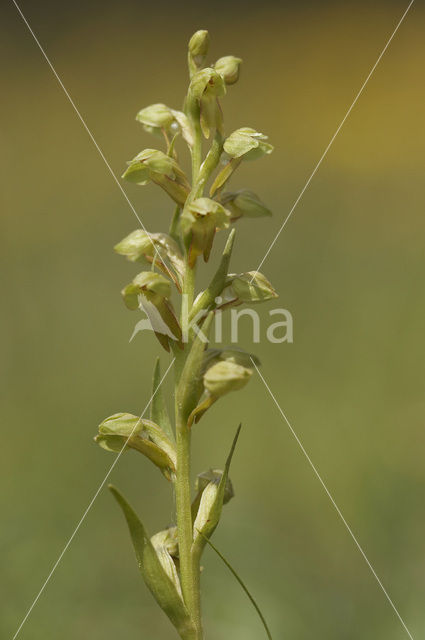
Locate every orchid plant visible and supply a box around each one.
[95,30,277,639]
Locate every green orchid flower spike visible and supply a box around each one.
[95,29,277,640]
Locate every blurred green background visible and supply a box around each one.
[1,0,424,638]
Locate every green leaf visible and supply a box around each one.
[189,228,236,320]
[192,425,241,557]
[150,358,174,443]
[209,157,242,197]
[176,312,214,424]
[109,486,197,639]
[171,110,194,147]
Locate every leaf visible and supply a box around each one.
[109,486,197,639]
[176,313,214,424]
[192,425,241,556]
[209,157,242,196]
[150,358,174,443]
[189,228,236,320]
[171,110,194,147]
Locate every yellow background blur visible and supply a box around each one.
[1,1,424,638]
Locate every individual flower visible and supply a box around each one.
[187,351,255,426]
[188,29,210,69]
[203,360,252,397]
[188,68,226,139]
[114,229,184,288]
[229,271,278,303]
[221,190,272,221]
[95,413,176,479]
[223,127,274,160]
[180,197,231,267]
[136,104,194,147]
[121,271,182,351]
[122,149,190,206]
[214,56,242,85]
[210,129,273,196]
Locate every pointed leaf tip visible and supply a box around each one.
[108,485,196,637]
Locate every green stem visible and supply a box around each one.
[173,79,223,640]
[174,260,202,638]
[169,205,182,246]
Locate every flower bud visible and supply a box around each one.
[114,229,156,262]
[136,103,175,130]
[230,271,278,304]
[151,527,182,598]
[188,29,210,67]
[203,360,252,397]
[151,526,179,557]
[181,197,231,267]
[192,427,240,549]
[221,190,272,221]
[193,481,220,538]
[196,469,234,505]
[224,127,273,161]
[214,56,242,85]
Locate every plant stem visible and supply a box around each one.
[175,251,202,638]
[174,86,222,639]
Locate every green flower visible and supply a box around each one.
[188,29,210,69]
[214,56,242,85]
[121,272,182,351]
[221,190,272,221]
[189,68,226,139]
[122,149,190,206]
[136,104,194,147]
[203,360,252,397]
[187,351,256,426]
[114,230,184,287]
[181,197,231,267]
[229,271,278,303]
[224,127,274,160]
[95,413,176,479]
